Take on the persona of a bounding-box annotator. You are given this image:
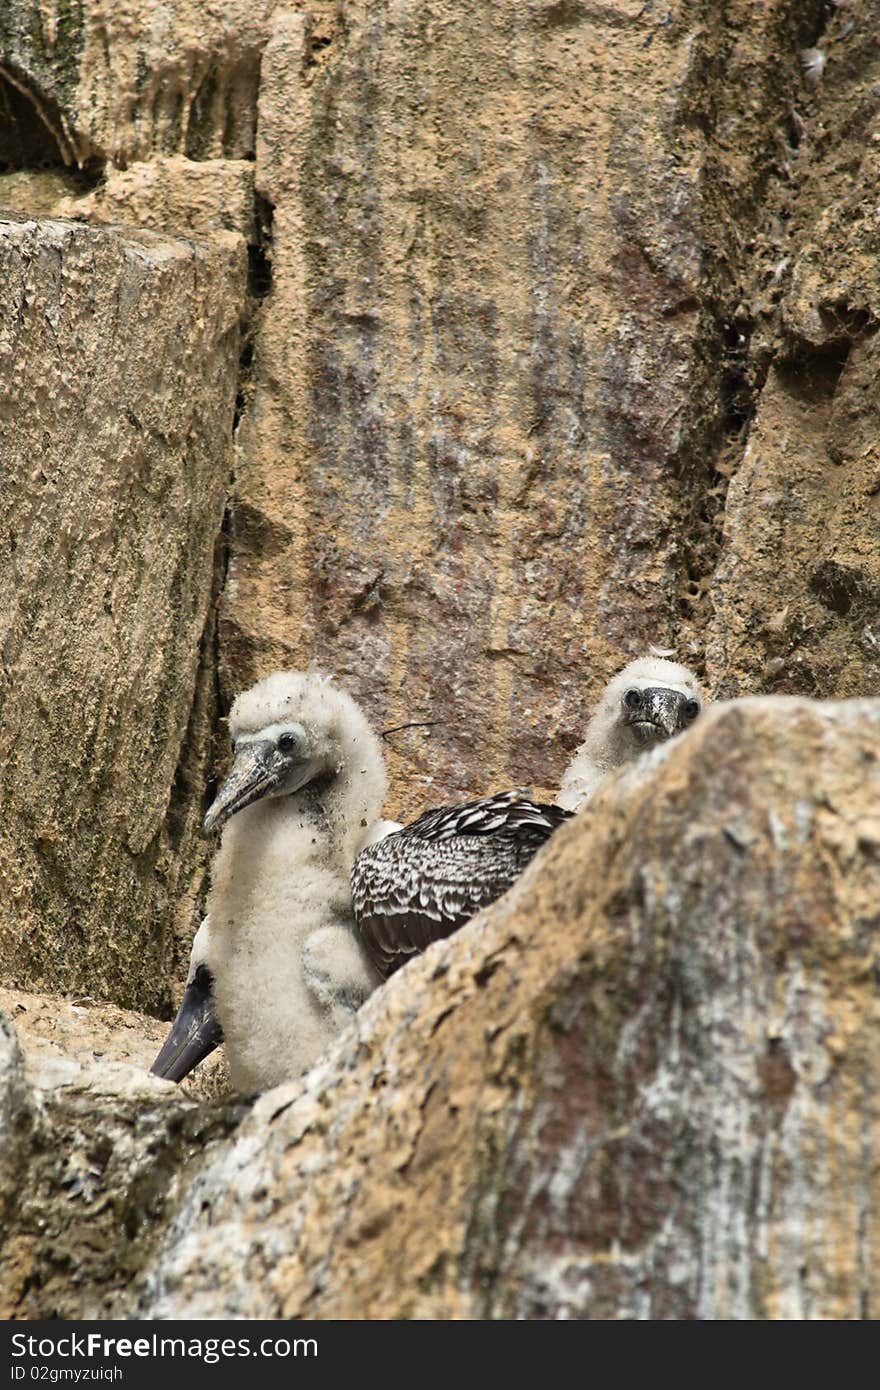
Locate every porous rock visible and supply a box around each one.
[0,985,230,1102]
[0,214,245,1013]
[130,698,880,1319]
[0,1003,243,1320]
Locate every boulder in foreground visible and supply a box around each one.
[131,697,880,1319]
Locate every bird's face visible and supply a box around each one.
[619,683,701,749]
[203,720,326,835]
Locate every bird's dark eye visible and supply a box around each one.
[277,732,298,754]
[624,689,641,709]
[684,699,700,722]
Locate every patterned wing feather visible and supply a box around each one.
[351,793,573,978]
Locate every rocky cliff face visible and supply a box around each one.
[705,0,880,701]
[2,699,879,1319]
[0,0,877,1319]
[0,214,243,1013]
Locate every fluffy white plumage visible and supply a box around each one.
[557,655,705,811]
[362,817,404,845]
[187,916,211,983]
[199,670,386,1092]
[800,47,827,86]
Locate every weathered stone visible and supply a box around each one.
[706,347,880,700]
[55,158,258,243]
[0,1012,32,1235]
[0,985,229,1103]
[705,1,880,700]
[0,2,275,168]
[130,698,880,1320]
[0,215,245,1013]
[0,1008,244,1321]
[0,170,82,216]
[223,0,746,817]
[214,0,845,819]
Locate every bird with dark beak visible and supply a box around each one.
[557,654,706,810]
[151,670,389,1093]
[201,721,326,836]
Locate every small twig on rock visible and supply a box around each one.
[380,720,440,741]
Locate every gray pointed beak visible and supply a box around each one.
[645,688,688,738]
[203,740,280,835]
[627,688,694,742]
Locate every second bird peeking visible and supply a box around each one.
[152,654,706,1092]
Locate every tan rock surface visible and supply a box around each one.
[0,985,229,1102]
[131,699,880,1320]
[0,1006,242,1321]
[56,158,258,243]
[0,215,245,1013]
[0,171,82,217]
[705,1,880,700]
[227,0,719,816]
[226,0,870,817]
[0,2,275,168]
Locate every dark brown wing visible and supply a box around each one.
[351,793,572,978]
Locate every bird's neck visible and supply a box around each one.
[272,779,353,874]
[557,719,632,811]
[596,722,636,770]
[298,768,337,810]
[207,794,350,958]
[210,773,370,905]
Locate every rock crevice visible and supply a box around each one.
[1,0,878,1322]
